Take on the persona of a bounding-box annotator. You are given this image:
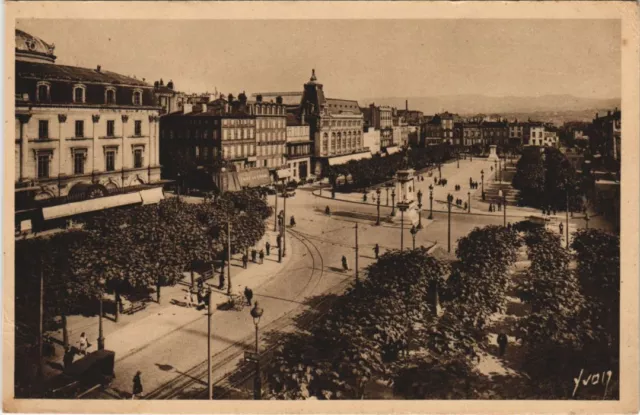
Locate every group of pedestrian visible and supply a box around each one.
[454,198,464,207]
[244,286,254,305]
[437,178,448,187]
[469,178,479,189]
[541,206,558,216]
[488,201,502,212]
[454,184,461,191]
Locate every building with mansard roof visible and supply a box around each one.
[14,29,163,233]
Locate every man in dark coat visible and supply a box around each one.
[244,286,254,306]
[259,250,265,264]
[265,241,271,256]
[63,346,75,371]
[132,371,143,399]
[251,249,257,263]
[497,332,508,357]
[242,253,248,269]
[373,244,380,259]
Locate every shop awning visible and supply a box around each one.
[327,151,372,166]
[139,187,165,205]
[237,168,272,188]
[385,146,401,155]
[275,168,292,181]
[42,192,143,220]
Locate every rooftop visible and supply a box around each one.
[17,60,151,88]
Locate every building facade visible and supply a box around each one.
[363,127,381,155]
[508,122,525,145]
[481,121,509,146]
[251,95,287,170]
[296,70,368,175]
[15,29,162,230]
[525,123,546,146]
[285,115,312,180]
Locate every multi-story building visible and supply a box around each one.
[153,79,186,115]
[525,122,546,146]
[160,93,270,191]
[251,95,287,170]
[296,70,368,175]
[452,122,464,146]
[363,127,381,155]
[508,121,525,145]
[397,100,424,126]
[366,104,394,149]
[14,29,163,231]
[421,111,457,145]
[392,108,410,148]
[481,121,509,146]
[591,109,621,162]
[462,122,483,147]
[543,130,559,147]
[285,114,312,180]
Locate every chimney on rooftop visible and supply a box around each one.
[96,65,101,72]
[405,100,408,111]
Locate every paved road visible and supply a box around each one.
[96,164,609,399]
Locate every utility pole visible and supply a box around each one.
[282,181,287,257]
[503,194,507,227]
[207,290,213,400]
[447,194,453,253]
[227,219,232,296]
[273,192,278,232]
[355,223,359,288]
[400,209,405,251]
[467,191,471,213]
[565,188,570,248]
[38,260,44,379]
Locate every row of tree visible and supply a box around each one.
[325,145,455,191]
[515,227,620,398]
[15,190,273,347]
[265,225,523,399]
[511,146,592,211]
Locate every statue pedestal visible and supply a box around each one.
[487,145,499,161]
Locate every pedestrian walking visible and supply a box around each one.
[78,332,90,355]
[498,201,502,211]
[259,250,265,264]
[464,202,468,211]
[63,346,75,371]
[218,272,225,290]
[488,204,492,212]
[244,286,254,306]
[251,249,257,263]
[497,332,508,357]
[325,205,331,215]
[184,290,193,308]
[276,234,282,248]
[242,253,248,269]
[265,241,271,256]
[507,222,512,231]
[363,193,367,202]
[132,371,143,399]
[290,215,296,227]
[373,243,380,259]
[559,222,564,234]
[341,255,349,272]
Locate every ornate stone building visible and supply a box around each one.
[14,29,162,231]
[296,70,368,175]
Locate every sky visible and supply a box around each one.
[16,19,621,101]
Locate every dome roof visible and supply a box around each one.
[16,29,56,63]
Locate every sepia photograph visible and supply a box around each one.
[3,2,639,414]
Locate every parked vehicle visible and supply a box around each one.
[45,350,116,398]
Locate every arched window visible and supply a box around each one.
[37,82,50,102]
[132,89,143,105]
[322,133,329,153]
[73,84,86,103]
[331,133,336,153]
[105,87,116,104]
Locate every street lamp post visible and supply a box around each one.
[227,217,232,296]
[207,290,213,399]
[481,169,485,200]
[565,187,570,248]
[397,202,410,251]
[503,193,507,227]
[457,153,460,168]
[417,190,423,229]
[375,188,381,226]
[385,186,389,206]
[250,303,264,400]
[391,189,396,217]
[494,160,498,182]
[584,212,590,229]
[281,178,287,258]
[98,278,105,350]
[410,225,418,250]
[428,184,433,219]
[467,191,471,213]
[447,194,454,253]
[176,173,181,202]
[273,189,278,232]
[438,163,442,180]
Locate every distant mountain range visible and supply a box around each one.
[360,94,620,119]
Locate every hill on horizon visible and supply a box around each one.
[361,94,620,117]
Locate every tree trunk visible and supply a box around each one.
[114,289,120,323]
[62,313,68,348]
[157,281,161,304]
[190,267,195,288]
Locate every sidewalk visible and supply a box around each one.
[42,227,294,380]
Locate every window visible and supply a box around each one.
[106,88,116,104]
[37,153,50,178]
[75,120,84,138]
[133,90,142,105]
[107,120,115,137]
[134,121,142,136]
[37,84,49,102]
[134,148,143,168]
[105,150,116,171]
[38,120,49,139]
[74,151,85,174]
[73,85,85,103]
